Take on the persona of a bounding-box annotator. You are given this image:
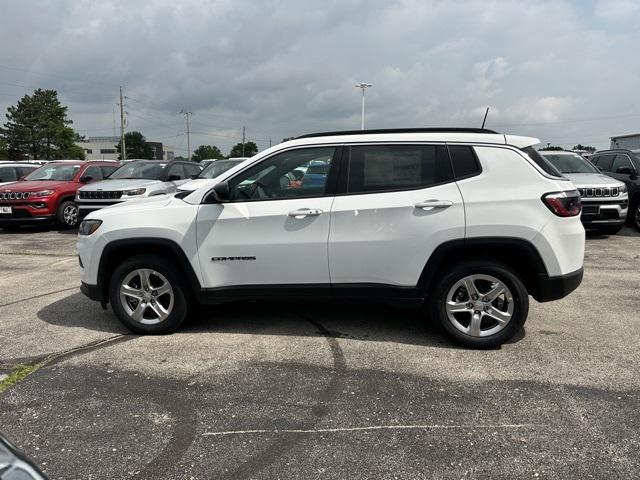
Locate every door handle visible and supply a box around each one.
[414,200,453,209]
[288,208,323,218]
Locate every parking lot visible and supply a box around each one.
[0,226,638,479]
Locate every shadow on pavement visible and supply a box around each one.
[37,292,525,349]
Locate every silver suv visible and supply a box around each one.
[541,151,628,234]
[76,160,202,218]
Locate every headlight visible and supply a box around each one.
[78,219,102,236]
[620,184,628,194]
[123,188,146,196]
[32,190,54,197]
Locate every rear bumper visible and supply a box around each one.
[534,267,583,302]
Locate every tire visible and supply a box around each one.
[109,254,189,334]
[429,261,529,348]
[595,226,622,235]
[56,200,79,229]
[635,205,640,232]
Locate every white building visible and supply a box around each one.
[77,136,175,161]
[610,133,640,150]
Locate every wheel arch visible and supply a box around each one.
[417,237,550,301]
[97,238,201,303]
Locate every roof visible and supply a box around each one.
[610,133,640,140]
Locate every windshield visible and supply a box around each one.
[25,164,81,181]
[541,153,599,174]
[109,162,168,180]
[199,160,244,179]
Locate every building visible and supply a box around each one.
[610,133,640,150]
[77,136,175,161]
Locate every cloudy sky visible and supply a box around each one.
[1,0,639,155]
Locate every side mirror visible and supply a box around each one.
[616,166,635,175]
[166,174,181,182]
[80,175,93,183]
[210,181,230,202]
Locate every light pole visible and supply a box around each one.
[355,82,372,130]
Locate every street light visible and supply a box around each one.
[355,82,373,130]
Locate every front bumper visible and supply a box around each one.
[534,267,583,302]
[580,198,628,228]
[0,214,55,226]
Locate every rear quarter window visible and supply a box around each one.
[448,145,481,178]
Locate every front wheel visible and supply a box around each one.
[57,200,79,229]
[430,261,529,348]
[109,255,189,334]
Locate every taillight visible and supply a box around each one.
[542,190,581,217]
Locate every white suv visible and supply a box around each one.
[77,128,585,347]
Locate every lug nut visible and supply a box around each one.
[467,303,473,309]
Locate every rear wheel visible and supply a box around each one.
[430,261,529,348]
[57,200,79,229]
[109,255,189,334]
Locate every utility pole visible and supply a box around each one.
[241,125,246,156]
[112,106,116,136]
[182,111,193,161]
[355,82,372,130]
[119,86,126,161]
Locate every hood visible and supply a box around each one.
[562,173,626,189]
[86,193,174,219]
[0,180,72,192]
[79,178,163,192]
[177,178,214,192]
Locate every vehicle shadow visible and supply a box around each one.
[37,292,525,349]
[0,225,77,235]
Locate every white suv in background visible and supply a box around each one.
[76,160,202,218]
[77,128,585,348]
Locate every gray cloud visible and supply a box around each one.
[1,0,639,154]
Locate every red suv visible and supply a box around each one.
[0,161,120,229]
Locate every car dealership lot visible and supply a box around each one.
[0,227,639,479]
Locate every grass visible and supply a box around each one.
[0,362,44,394]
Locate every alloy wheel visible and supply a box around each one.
[635,205,640,230]
[63,204,79,226]
[119,268,174,325]
[445,274,514,338]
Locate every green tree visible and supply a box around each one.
[116,131,154,160]
[229,141,258,157]
[0,137,7,160]
[192,144,223,162]
[66,143,86,160]
[539,145,564,151]
[572,144,596,153]
[1,89,80,160]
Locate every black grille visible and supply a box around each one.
[79,190,124,200]
[578,187,619,198]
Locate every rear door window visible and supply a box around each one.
[346,144,453,194]
[596,154,615,172]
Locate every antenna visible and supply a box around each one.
[481,107,490,128]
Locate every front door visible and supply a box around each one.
[196,146,339,288]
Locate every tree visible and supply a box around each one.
[66,143,86,160]
[539,145,564,151]
[572,144,596,153]
[192,144,223,162]
[1,89,80,160]
[229,141,258,157]
[0,137,6,160]
[116,131,154,160]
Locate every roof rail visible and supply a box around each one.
[296,127,499,139]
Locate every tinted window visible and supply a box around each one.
[0,167,18,182]
[166,164,186,179]
[347,145,453,194]
[17,166,37,177]
[199,160,243,179]
[596,154,615,172]
[109,162,168,180]
[611,154,635,173]
[449,146,481,178]
[83,166,103,180]
[184,163,201,177]
[521,147,563,177]
[228,147,335,201]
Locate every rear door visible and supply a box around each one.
[328,143,464,286]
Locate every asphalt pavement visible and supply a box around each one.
[0,226,638,479]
